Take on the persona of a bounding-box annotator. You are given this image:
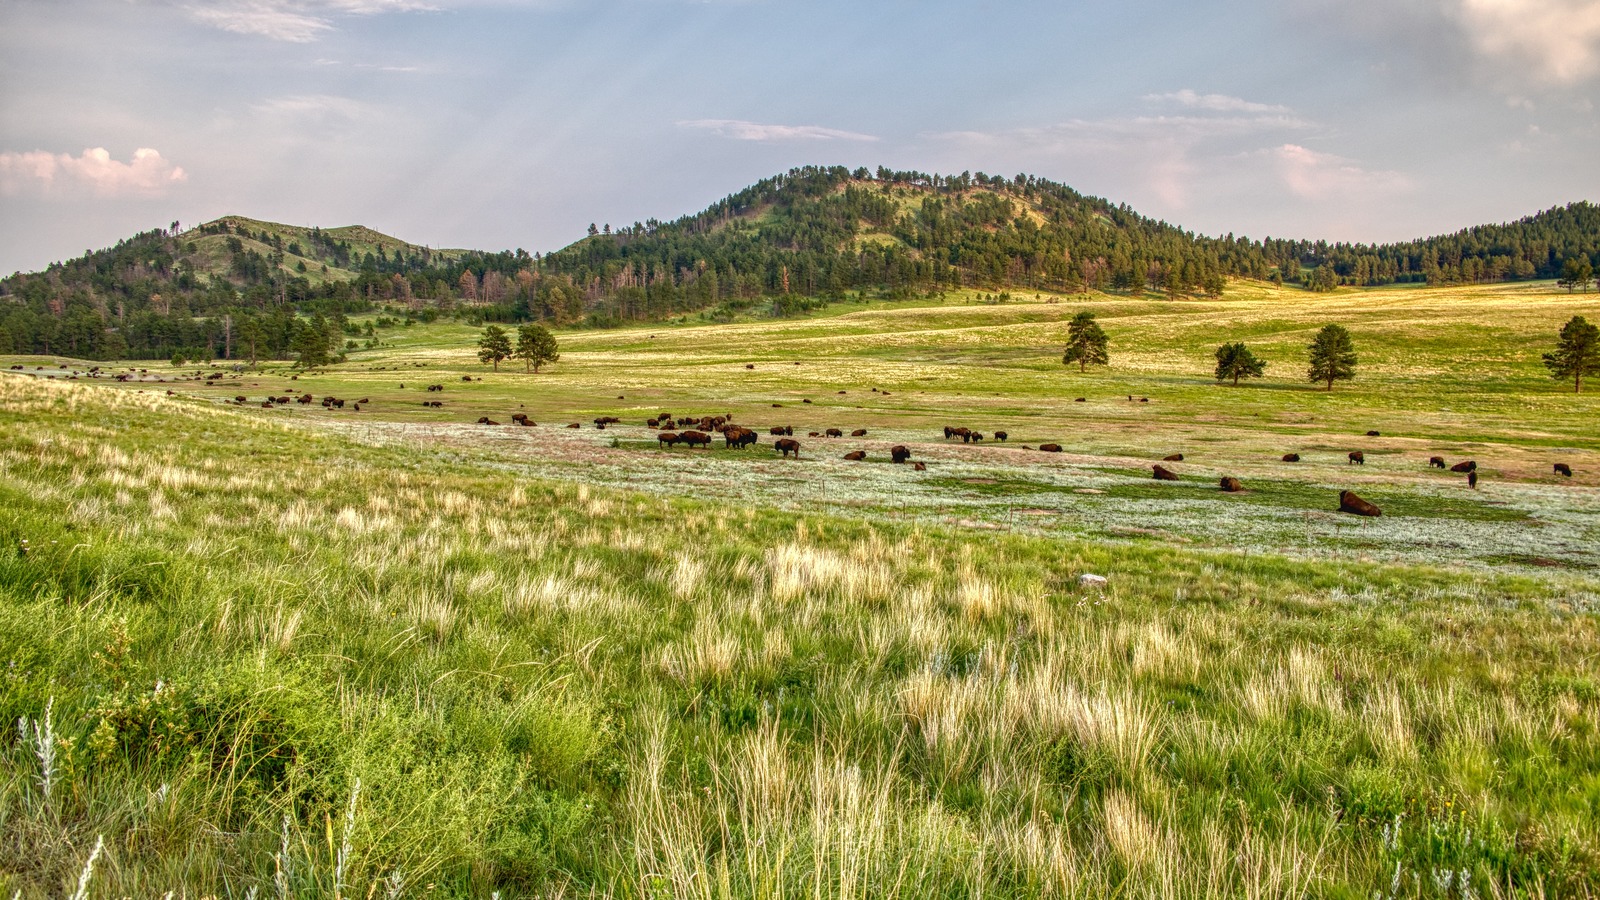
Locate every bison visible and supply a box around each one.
[825,428,843,438]
[913,461,927,471]
[966,432,984,443]
[1348,451,1365,465]
[769,426,792,436]
[994,431,1008,442]
[850,429,867,437]
[725,428,758,450]
[944,426,970,440]
[775,438,801,458]
[843,450,867,461]
[891,445,912,464]
[657,432,680,448]
[1555,463,1573,477]
[1450,460,1476,473]
[1163,453,1184,462]
[1219,476,1244,493]
[1152,465,1180,481]
[1074,397,1086,402]
[1039,443,1063,453]
[678,430,712,448]
[1339,490,1382,517]
[1366,430,1381,437]
[1468,471,1479,489]
[1429,456,1446,469]
[1282,453,1301,462]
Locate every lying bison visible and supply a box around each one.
[913,461,927,471]
[1555,463,1573,477]
[1038,443,1063,453]
[843,450,867,461]
[1282,453,1301,462]
[1339,490,1381,517]
[775,438,801,458]
[891,446,912,464]
[1152,465,1180,481]
[1366,430,1381,437]
[1348,451,1365,465]
[1163,453,1184,462]
[1219,476,1244,493]
[1450,460,1476,473]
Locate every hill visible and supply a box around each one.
[0,166,1595,361]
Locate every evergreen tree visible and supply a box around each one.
[1214,342,1267,386]
[1543,315,1600,392]
[1306,324,1357,390]
[1558,257,1594,293]
[1061,311,1110,372]
[514,323,560,373]
[477,324,512,371]
[292,316,331,368]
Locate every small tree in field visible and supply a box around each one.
[1061,311,1109,373]
[1544,315,1600,392]
[1307,324,1357,390]
[1214,342,1267,385]
[515,323,560,373]
[1558,257,1594,293]
[477,325,511,371]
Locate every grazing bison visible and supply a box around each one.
[1039,443,1063,453]
[1152,465,1180,481]
[511,413,529,424]
[1429,456,1446,469]
[595,416,621,425]
[850,428,867,437]
[1163,453,1184,462]
[725,428,758,449]
[297,394,313,404]
[994,431,1008,442]
[647,418,660,428]
[1348,451,1365,465]
[427,384,444,392]
[1555,463,1573,477]
[1282,453,1301,462]
[1220,476,1244,493]
[775,438,801,458]
[769,426,793,436]
[461,375,473,381]
[966,432,984,443]
[944,426,970,440]
[891,445,912,464]
[1339,490,1382,517]
[843,450,867,461]
[657,432,680,448]
[825,428,843,438]
[678,430,712,448]
[1450,460,1476,473]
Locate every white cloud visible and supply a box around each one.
[252,94,373,118]
[678,119,879,142]
[1453,0,1600,83]
[184,0,436,42]
[1268,144,1411,200]
[0,147,187,197]
[1144,89,1293,115]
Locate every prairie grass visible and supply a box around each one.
[1,368,1598,897]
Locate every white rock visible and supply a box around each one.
[1078,573,1108,588]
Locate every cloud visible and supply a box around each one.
[678,119,879,142]
[252,94,373,118]
[1453,0,1600,83]
[1143,89,1293,115]
[184,0,436,42]
[0,147,187,197]
[1268,144,1411,200]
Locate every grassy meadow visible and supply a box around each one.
[3,280,1599,897]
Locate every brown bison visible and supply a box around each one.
[1450,460,1476,473]
[595,416,621,425]
[1366,430,1381,437]
[1039,443,1063,453]
[1074,397,1086,402]
[913,461,927,471]
[966,432,984,443]
[1429,456,1446,469]
[1348,451,1364,465]
[775,438,801,458]
[235,395,247,403]
[850,428,867,437]
[1555,463,1573,477]
[1163,453,1184,462]
[944,426,970,440]
[994,431,1008,441]
[1339,490,1382,517]
[808,431,822,437]
[657,432,680,448]
[891,445,911,464]
[825,428,843,438]
[1468,471,1478,489]
[567,423,581,429]
[678,430,712,448]
[1219,476,1244,493]
[843,450,867,461]
[1152,465,1180,481]
[725,428,758,449]
[1282,453,1301,462]
[769,426,793,436]
[477,417,501,426]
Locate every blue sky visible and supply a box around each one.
[2,0,1598,274]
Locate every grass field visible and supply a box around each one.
[2,281,1598,897]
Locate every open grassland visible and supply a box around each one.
[2,374,1599,899]
[18,280,1598,577]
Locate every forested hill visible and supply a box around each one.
[1,166,1596,361]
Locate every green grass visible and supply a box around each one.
[2,281,1599,898]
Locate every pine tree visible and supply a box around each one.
[514,324,560,373]
[1543,315,1600,392]
[1558,257,1594,293]
[477,325,512,371]
[291,316,330,368]
[1061,311,1110,372]
[1214,342,1267,385]
[1306,324,1357,390]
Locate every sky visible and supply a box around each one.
[2,0,1598,275]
